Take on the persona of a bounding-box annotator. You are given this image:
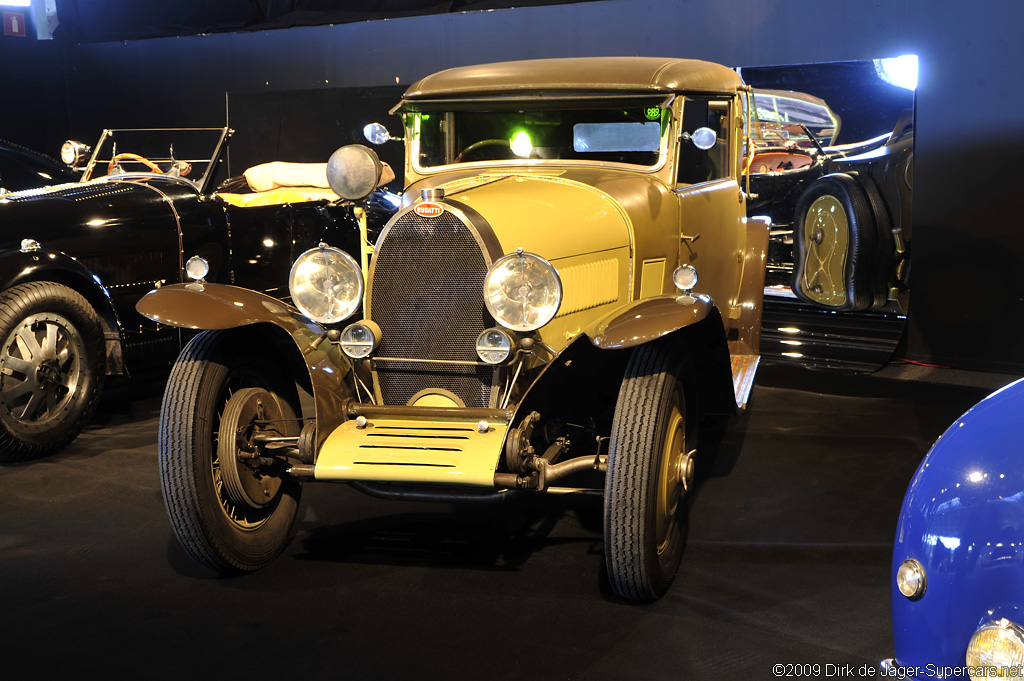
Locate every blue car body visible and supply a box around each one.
[887,377,1024,679]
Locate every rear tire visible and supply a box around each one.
[158,330,302,573]
[604,336,697,602]
[0,282,105,461]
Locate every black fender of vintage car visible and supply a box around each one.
[585,292,715,349]
[583,293,737,415]
[0,245,125,372]
[136,282,354,448]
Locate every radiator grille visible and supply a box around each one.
[370,208,495,407]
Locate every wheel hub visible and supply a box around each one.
[675,449,696,492]
[217,387,289,510]
[35,359,63,391]
[801,195,849,307]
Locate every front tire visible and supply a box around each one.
[158,330,302,573]
[0,282,105,461]
[604,336,697,602]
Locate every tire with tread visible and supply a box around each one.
[0,281,105,461]
[604,335,696,602]
[158,329,301,573]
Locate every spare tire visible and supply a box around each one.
[790,173,877,311]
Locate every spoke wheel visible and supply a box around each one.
[0,282,104,460]
[604,335,697,602]
[159,330,302,573]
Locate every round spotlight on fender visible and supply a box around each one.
[672,265,698,292]
[185,255,210,281]
[60,140,91,168]
[340,320,381,359]
[966,619,1024,678]
[289,244,364,324]
[476,328,514,364]
[483,250,561,332]
[895,558,926,600]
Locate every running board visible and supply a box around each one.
[731,353,760,410]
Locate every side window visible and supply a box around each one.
[677,98,731,185]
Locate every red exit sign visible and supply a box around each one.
[4,12,27,38]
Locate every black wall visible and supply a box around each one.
[227,87,406,184]
[1,0,1021,374]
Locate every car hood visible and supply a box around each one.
[0,177,189,250]
[412,170,662,261]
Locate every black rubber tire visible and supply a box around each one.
[0,281,105,461]
[604,335,697,602]
[791,173,877,311]
[848,170,895,309]
[158,329,302,573]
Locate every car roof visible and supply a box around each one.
[402,57,745,100]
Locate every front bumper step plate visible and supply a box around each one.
[315,414,510,487]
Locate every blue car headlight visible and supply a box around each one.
[966,619,1024,678]
[896,558,927,600]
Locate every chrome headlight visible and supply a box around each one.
[289,244,363,324]
[339,321,381,359]
[60,140,91,167]
[483,250,561,332]
[476,328,514,364]
[966,619,1024,678]
[895,558,926,600]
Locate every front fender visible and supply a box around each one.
[0,246,124,372]
[136,282,310,331]
[582,294,735,415]
[891,377,1024,673]
[137,283,354,450]
[585,293,714,349]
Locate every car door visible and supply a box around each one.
[674,95,745,317]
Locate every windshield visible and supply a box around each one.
[404,98,671,170]
[81,128,230,190]
[748,90,841,149]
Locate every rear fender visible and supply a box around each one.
[0,246,125,373]
[137,283,354,449]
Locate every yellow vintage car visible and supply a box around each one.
[138,57,769,601]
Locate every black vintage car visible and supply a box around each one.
[747,107,914,314]
[0,127,396,460]
[743,92,914,371]
[0,138,79,193]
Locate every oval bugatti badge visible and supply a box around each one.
[414,202,444,218]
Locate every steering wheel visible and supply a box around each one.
[455,139,511,163]
[108,152,164,175]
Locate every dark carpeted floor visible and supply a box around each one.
[0,363,1010,680]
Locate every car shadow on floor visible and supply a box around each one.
[291,494,606,572]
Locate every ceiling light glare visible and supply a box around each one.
[875,55,918,91]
